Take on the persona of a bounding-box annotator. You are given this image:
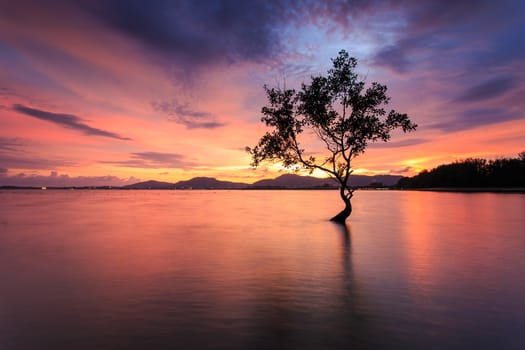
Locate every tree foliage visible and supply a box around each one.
[397,154,525,188]
[249,50,417,221]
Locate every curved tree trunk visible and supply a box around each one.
[330,185,353,223]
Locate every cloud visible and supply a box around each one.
[0,138,77,171]
[365,0,525,133]
[55,0,402,83]
[101,151,194,169]
[0,154,76,170]
[0,137,25,152]
[0,171,140,187]
[0,167,7,174]
[5,1,524,77]
[152,100,225,129]
[84,0,298,67]
[373,44,413,73]
[455,76,519,103]
[0,87,20,98]
[390,166,414,174]
[372,1,525,73]
[12,104,131,140]
[131,151,187,165]
[370,138,428,148]
[431,108,520,132]
[481,134,525,145]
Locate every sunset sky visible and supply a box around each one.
[1,0,524,186]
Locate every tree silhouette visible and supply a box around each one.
[249,50,417,222]
[397,153,525,188]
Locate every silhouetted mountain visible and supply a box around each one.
[174,177,248,189]
[251,174,401,188]
[252,174,336,188]
[122,174,404,190]
[123,180,175,189]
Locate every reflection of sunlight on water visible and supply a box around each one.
[0,190,524,349]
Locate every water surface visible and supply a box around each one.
[1,190,524,349]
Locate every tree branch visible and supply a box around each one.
[291,136,338,177]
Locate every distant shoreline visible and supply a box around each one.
[399,187,525,193]
[1,186,524,193]
[0,186,339,191]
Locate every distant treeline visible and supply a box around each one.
[397,152,525,188]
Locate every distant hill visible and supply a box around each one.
[122,180,175,189]
[252,174,336,188]
[123,178,247,189]
[122,174,403,190]
[253,174,402,188]
[2,173,404,190]
[173,177,248,189]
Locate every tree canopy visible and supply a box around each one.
[249,50,417,222]
[397,153,525,188]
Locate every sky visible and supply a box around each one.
[1,0,524,186]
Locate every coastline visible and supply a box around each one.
[2,186,525,193]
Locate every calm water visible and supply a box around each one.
[0,190,524,349]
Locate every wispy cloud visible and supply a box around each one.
[0,154,76,170]
[12,104,131,140]
[455,76,519,103]
[370,138,428,148]
[131,151,185,164]
[430,108,520,132]
[0,136,77,171]
[101,151,195,169]
[0,137,25,152]
[372,1,525,74]
[393,167,415,174]
[152,101,225,129]
[0,87,17,98]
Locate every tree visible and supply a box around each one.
[397,153,525,189]
[248,50,417,222]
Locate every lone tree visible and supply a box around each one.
[249,50,417,222]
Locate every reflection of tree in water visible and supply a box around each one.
[247,223,384,350]
[331,222,376,349]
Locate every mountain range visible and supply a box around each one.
[122,174,403,189]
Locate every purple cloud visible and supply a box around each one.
[373,0,525,73]
[0,137,25,152]
[12,104,131,140]
[455,76,519,103]
[152,101,225,129]
[83,0,297,67]
[0,154,76,170]
[101,151,195,169]
[430,108,520,132]
[370,138,428,149]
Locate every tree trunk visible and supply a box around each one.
[330,186,352,223]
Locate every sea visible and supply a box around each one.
[1,189,524,349]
